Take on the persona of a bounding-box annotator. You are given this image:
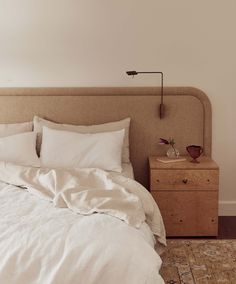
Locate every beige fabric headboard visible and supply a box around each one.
[0,87,211,188]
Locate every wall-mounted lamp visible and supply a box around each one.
[126,71,165,119]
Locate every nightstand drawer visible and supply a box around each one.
[152,190,218,236]
[150,169,219,191]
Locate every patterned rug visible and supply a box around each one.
[160,239,236,284]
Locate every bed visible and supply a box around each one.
[0,87,212,284]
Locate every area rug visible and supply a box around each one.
[160,239,236,284]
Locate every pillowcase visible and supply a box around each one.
[0,132,39,167]
[40,126,125,172]
[33,116,130,163]
[0,121,33,137]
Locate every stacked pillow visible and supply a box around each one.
[33,116,131,163]
[0,121,32,137]
[34,116,130,173]
[40,127,125,172]
[0,116,131,172]
[0,121,39,167]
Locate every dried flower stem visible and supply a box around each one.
[171,144,178,157]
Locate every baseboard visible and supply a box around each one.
[219,201,236,216]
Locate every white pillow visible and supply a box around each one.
[40,127,125,172]
[0,132,39,167]
[0,121,32,137]
[33,116,130,163]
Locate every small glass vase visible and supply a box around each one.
[166,147,180,159]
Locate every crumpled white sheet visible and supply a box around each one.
[0,162,166,284]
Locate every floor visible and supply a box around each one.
[218,216,236,238]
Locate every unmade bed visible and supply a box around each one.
[0,87,212,284]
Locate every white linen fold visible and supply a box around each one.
[0,162,166,245]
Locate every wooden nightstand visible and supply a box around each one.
[149,156,219,237]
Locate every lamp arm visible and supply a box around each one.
[132,72,163,103]
[126,71,165,119]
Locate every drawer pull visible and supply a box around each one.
[182,178,188,184]
[156,179,160,183]
[179,219,183,223]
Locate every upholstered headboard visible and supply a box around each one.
[0,87,211,188]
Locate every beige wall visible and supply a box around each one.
[0,0,235,215]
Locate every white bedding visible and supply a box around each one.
[119,162,135,179]
[0,162,165,284]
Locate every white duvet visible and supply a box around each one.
[0,162,165,284]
